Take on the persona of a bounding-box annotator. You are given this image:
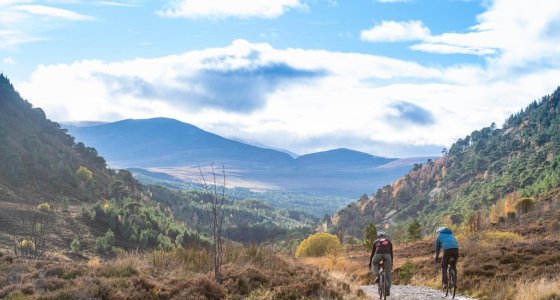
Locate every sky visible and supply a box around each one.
[1,0,560,158]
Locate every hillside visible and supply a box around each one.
[0,74,118,253]
[65,118,431,196]
[333,87,560,238]
[0,76,111,200]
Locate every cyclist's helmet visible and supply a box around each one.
[436,227,448,234]
[377,231,387,238]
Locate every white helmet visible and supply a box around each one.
[436,227,448,234]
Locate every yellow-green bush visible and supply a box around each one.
[19,239,36,251]
[37,202,51,212]
[295,232,342,258]
[480,230,523,245]
[75,166,93,182]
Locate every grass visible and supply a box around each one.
[515,277,560,300]
[0,243,355,299]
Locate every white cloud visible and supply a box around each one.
[361,20,430,42]
[415,0,560,70]
[158,0,305,19]
[0,1,93,48]
[2,56,15,65]
[410,43,497,56]
[14,5,94,21]
[15,39,560,157]
[96,1,138,7]
[361,0,560,83]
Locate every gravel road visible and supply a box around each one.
[360,285,477,300]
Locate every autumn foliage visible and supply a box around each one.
[295,232,342,257]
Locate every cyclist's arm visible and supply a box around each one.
[434,237,441,259]
[390,241,393,262]
[369,241,377,265]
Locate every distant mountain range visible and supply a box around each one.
[65,118,434,195]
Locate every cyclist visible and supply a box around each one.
[434,226,459,289]
[368,231,393,296]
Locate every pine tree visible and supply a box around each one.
[362,223,377,250]
[407,219,421,242]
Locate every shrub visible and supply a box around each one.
[96,230,115,255]
[399,259,416,284]
[18,239,36,252]
[70,236,81,254]
[75,166,93,182]
[295,232,342,257]
[88,257,101,268]
[480,230,523,246]
[37,202,51,212]
[515,197,534,214]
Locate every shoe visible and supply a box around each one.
[386,290,390,296]
[374,277,379,284]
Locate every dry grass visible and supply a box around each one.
[0,243,354,299]
[297,246,374,299]
[514,277,560,300]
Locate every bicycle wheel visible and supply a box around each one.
[381,272,387,300]
[450,268,457,299]
[377,270,382,299]
[444,267,450,297]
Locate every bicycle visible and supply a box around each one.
[377,260,388,300]
[442,257,457,299]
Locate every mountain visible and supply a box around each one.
[66,117,295,169]
[296,148,393,168]
[66,118,432,195]
[333,87,560,238]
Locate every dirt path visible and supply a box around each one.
[360,285,477,300]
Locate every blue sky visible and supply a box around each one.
[2,0,560,157]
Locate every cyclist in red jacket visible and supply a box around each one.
[368,231,393,296]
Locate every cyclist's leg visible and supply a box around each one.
[441,249,450,286]
[371,254,381,278]
[384,254,392,291]
[450,249,459,280]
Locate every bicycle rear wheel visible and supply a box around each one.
[450,268,457,299]
[444,267,450,297]
[378,270,386,300]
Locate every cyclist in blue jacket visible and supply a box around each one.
[434,227,459,289]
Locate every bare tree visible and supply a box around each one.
[14,200,54,258]
[198,163,226,283]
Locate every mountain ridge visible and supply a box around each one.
[66,117,432,195]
